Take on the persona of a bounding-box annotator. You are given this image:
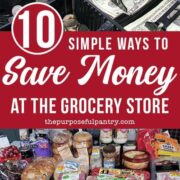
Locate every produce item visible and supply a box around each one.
[113,129,128,144]
[90,147,102,170]
[33,138,52,157]
[155,133,180,157]
[100,129,113,144]
[0,145,21,162]
[123,142,136,152]
[103,144,116,168]
[91,168,150,180]
[54,144,89,179]
[137,129,160,159]
[73,130,93,155]
[21,157,56,180]
[157,171,180,180]
[122,150,149,170]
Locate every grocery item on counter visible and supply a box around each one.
[158,150,180,157]
[0,145,21,163]
[86,130,100,146]
[128,129,137,141]
[0,160,28,180]
[73,130,93,155]
[103,144,116,168]
[100,129,113,144]
[155,133,180,157]
[154,158,180,172]
[49,130,72,163]
[157,171,180,180]
[114,145,121,167]
[122,150,149,170]
[91,168,150,180]
[123,142,136,152]
[21,157,56,180]
[54,144,89,179]
[0,135,10,149]
[33,138,52,157]
[90,147,102,170]
[58,171,86,180]
[137,129,160,159]
[113,129,128,144]
[20,147,34,163]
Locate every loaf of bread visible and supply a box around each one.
[21,157,56,180]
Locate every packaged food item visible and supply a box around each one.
[114,145,121,167]
[33,138,52,157]
[0,145,21,163]
[155,133,180,157]
[86,129,100,146]
[122,150,149,170]
[103,145,116,168]
[58,171,86,180]
[90,147,102,170]
[158,150,180,157]
[137,129,160,159]
[20,147,34,163]
[0,160,28,180]
[73,130,93,155]
[128,129,137,141]
[154,159,180,172]
[157,171,180,180]
[100,129,113,144]
[54,144,89,179]
[50,131,72,162]
[123,142,136,152]
[91,168,150,180]
[113,129,128,144]
[0,135,10,149]
[21,157,56,180]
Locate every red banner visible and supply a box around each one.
[0,32,179,128]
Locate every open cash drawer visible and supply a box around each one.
[73,0,163,31]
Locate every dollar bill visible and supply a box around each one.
[89,0,151,18]
[125,0,179,31]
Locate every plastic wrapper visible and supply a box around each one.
[91,167,150,180]
[0,160,28,180]
[137,129,160,159]
[0,145,21,163]
[54,144,89,180]
[155,133,180,157]
[157,171,180,180]
[21,157,56,180]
